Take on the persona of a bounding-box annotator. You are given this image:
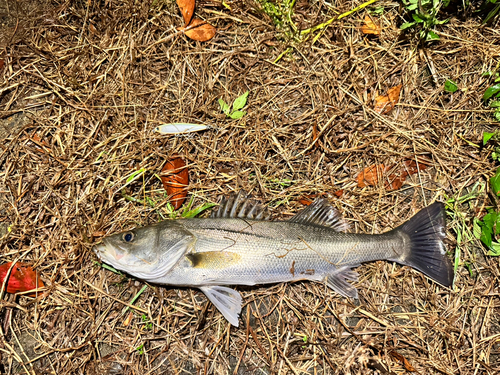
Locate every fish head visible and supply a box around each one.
[94,221,194,282]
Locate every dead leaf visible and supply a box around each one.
[358,157,429,190]
[374,84,402,114]
[123,311,134,327]
[177,0,195,25]
[403,158,429,176]
[389,350,416,372]
[0,262,44,297]
[357,164,388,188]
[333,189,344,197]
[361,15,381,35]
[161,154,189,210]
[179,18,216,42]
[298,193,328,206]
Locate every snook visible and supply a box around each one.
[94,194,454,326]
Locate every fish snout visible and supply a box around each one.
[94,242,125,261]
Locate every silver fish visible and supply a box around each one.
[94,192,454,326]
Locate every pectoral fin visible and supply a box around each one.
[200,286,242,327]
[326,266,360,299]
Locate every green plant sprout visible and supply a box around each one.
[400,0,449,41]
[445,181,486,277]
[444,79,458,93]
[141,314,153,330]
[482,68,500,122]
[219,91,249,119]
[474,169,500,256]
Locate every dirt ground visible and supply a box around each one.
[1,0,500,374]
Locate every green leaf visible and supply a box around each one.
[483,84,500,101]
[483,132,495,145]
[479,212,495,248]
[444,79,458,93]
[232,91,249,111]
[426,30,440,40]
[473,217,482,239]
[412,13,424,22]
[181,202,216,218]
[400,21,416,30]
[491,167,500,196]
[490,101,500,108]
[482,71,493,77]
[126,168,146,184]
[229,110,246,119]
[101,263,122,275]
[488,241,500,256]
[494,111,500,122]
[218,98,230,114]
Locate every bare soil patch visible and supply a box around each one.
[1,0,499,374]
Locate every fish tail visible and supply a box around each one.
[393,202,454,287]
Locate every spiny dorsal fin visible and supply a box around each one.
[210,191,271,220]
[289,198,349,232]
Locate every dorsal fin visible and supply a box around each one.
[210,191,271,220]
[289,198,349,232]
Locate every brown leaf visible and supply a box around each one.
[385,173,406,190]
[403,158,429,176]
[357,164,387,188]
[161,154,189,210]
[389,350,416,372]
[361,15,381,35]
[298,193,328,206]
[358,157,429,191]
[177,0,195,25]
[123,311,133,327]
[374,84,402,114]
[179,18,216,42]
[0,262,44,297]
[333,189,344,197]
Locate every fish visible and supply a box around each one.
[94,192,454,327]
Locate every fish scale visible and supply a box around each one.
[94,193,454,327]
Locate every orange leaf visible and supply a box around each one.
[357,164,387,188]
[333,189,344,197]
[123,311,134,327]
[161,154,189,210]
[179,18,216,42]
[389,350,416,372]
[374,84,402,114]
[361,15,380,35]
[403,158,429,176]
[176,0,195,25]
[0,262,44,297]
[385,174,406,191]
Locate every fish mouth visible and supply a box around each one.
[94,241,125,263]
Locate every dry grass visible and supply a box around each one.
[1,0,500,374]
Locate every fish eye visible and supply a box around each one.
[122,232,135,243]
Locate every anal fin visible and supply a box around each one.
[200,286,242,327]
[326,266,360,299]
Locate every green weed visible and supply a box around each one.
[219,91,249,120]
[474,169,500,256]
[256,0,297,40]
[445,181,486,275]
[482,69,500,122]
[400,0,449,41]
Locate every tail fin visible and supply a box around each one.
[393,202,454,287]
